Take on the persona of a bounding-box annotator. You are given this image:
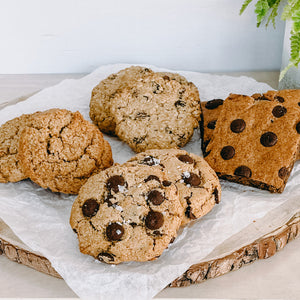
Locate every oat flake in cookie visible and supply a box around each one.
[0,112,42,183]
[70,165,183,264]
[205,92,300,193]
[125,149,221,226]
[18,109,113,194]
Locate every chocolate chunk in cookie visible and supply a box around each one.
[230,119,246,133]
[260,132,278,147]
[205,99,224,110]
[145,211,164,230]
[220,146,235,160]
[106,223,125,241]
[82,199,99,217]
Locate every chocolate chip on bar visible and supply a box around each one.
[204,91,300,193]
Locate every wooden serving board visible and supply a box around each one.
[1,92,300,287]
[1,212,300,286]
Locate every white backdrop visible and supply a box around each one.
[0,0,285,74]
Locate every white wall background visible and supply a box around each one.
[0,0,285,74]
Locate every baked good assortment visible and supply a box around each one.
[70,150,220,263]
[2,65,300,265]
[90,66,201,152]
[0,109,113,194]
[204,92,300,193]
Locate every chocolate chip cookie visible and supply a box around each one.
[70,164,183,264]
[204,93,300,193]
[0,112,41,183]
[18,109,113,194]
[125,149,221,225]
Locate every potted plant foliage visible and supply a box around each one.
[240,0,300,88]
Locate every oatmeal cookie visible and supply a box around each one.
[90,66,154,135]
[0,112,41,183]
[18,109,113,194]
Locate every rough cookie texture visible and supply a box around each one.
[112,71,201,152]
[0,112,41,183]
[90,66,201,152]
[18,109,113,194]
[125,149,221,225]
[200,99,224,156]
[205,92,300,193]
[90,66,154,135]
[70,165,183,264]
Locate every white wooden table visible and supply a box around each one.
[1,71,300,299]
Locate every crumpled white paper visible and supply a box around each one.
[0,64,300,300]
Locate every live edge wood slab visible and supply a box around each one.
[1,212,299,287]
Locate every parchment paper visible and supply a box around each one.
[0,64,299,300]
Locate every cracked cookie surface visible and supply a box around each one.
[18,109,113,194]
[125,149,221,226]
[90,66,154,135]
[70,164,183,264]
[111,70,201,152]
[89,66,201,152]
[0,112,42,183]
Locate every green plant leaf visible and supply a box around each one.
[240,0,254,14]
[266,0,281,27]
[255,0,270,26]
[239,0,300,81]
[279,62,294,81]
[290,31,300,61]
[282,0,300,20]
[267,0,278,7]
[291,8,300,32]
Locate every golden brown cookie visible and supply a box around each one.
[111,71,201,152]
[0,112,41,183]
[125,149,221,226]
[205,93,300,193]
[70,164,183,264]
[90,66,201,152]
[18,109,113,194]
[90,66,154,135]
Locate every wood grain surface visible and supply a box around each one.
[1,212,299,286]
